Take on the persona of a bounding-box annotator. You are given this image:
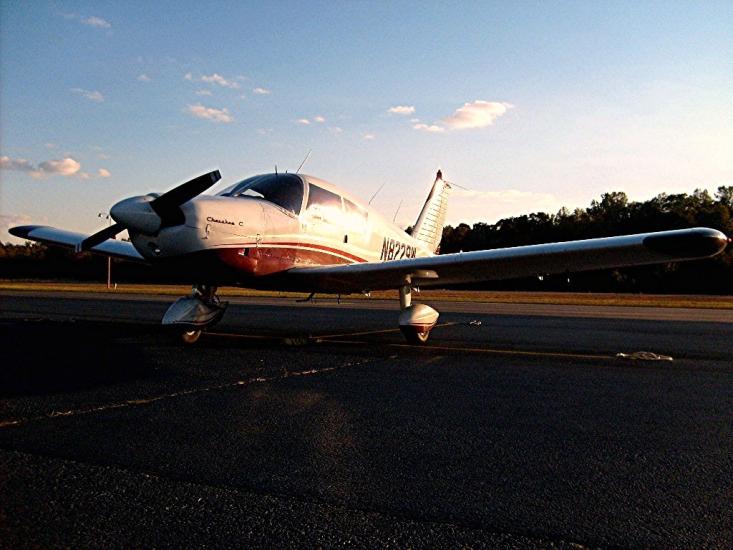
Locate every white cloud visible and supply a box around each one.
[81,16,111,29]
[71,88,104,102]
[388,105,415,115]
[363,133,376,140]
[45,143,58,150]
[442,100,513,129]
[409,100,512,134]
[296,118,311,125]
[137,74,151,82]
[62,13,111,30]
[200,73,240,89]
[0,156,35,172]
[328,126,343,135]
[185,72,241,89]
[98,168,111,178]
[413,123,445,133]
[195,89,213,96]
[38,158,81,177]
[313,115,326,123]
[1,155,82,179]
[252,87,271,95]
[186,104,233,123]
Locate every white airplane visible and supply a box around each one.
[10,169,729,344]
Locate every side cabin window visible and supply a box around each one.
[344,198,368,233]
[221,174,304,215]
[306,184,343,224]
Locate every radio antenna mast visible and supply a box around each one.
[296,150,312,174]
[368,182,386,205]
[392,199,403,223]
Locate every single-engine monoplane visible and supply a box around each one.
[11,170,729,343]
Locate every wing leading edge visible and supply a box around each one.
[9,225,145,262]
[286,227,729,293]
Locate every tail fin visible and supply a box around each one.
[411,170,452,253]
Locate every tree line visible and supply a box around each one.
[440,186,732,293]
[1,186,731,293]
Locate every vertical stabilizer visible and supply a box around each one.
[411,170,452,253]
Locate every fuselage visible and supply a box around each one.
[128,173,433,286]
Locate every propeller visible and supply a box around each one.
[76,170,221,252]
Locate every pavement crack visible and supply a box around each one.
[0,358,378,429]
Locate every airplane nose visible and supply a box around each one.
[110,195,161,234]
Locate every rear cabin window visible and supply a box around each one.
[344,198,368,232]
[306,184,343,223]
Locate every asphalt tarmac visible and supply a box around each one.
[0,291,731,548]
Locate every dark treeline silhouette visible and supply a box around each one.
[440,187,732,294]
[0,241,191,283]
[1,187,731,293]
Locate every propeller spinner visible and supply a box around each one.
[77,170,221,252]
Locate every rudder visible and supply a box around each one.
[411,170,452,253]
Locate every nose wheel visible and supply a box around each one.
[163,284,227,345]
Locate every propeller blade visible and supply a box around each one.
[150,170,221,227]
[76,222,125,252]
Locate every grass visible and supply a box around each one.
[1,280,731,309]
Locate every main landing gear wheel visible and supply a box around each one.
[400,326,431,345]
[397,284,438,345]
[180,329,203,344]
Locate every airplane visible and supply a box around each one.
[10,169,730,344]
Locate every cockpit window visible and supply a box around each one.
[220,174,303,215]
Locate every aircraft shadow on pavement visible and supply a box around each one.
[0,320,150,396]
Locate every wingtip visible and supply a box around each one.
[643,228,729,258]
[8,225,44,239]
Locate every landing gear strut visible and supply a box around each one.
[397,284,438,344]
[162,284,228,344]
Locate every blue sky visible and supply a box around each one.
[2,1,732,242]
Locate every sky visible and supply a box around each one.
[1,1,732,243]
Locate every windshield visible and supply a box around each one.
[220,174,304,215]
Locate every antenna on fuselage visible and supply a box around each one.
[392,199,403,223]
[368,182,386,205]
[296,150,312,174]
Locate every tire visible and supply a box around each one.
[180,329,202,344]
[400,326,430,345]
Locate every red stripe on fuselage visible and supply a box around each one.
[265,241,367,263]
[215,241,368,277]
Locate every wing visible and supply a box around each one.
[10,225,146,262]
[286,227,729,293]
